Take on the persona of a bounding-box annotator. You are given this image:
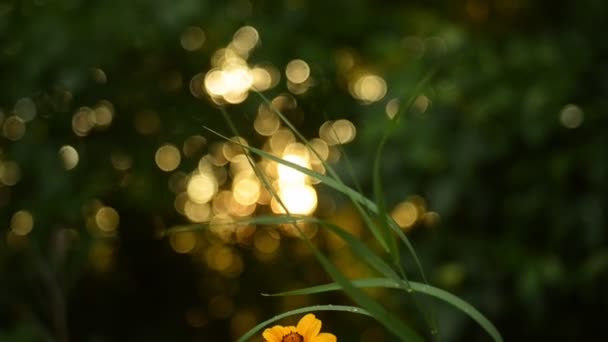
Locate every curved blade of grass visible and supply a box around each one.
[372,132,399,270]
[237,305,371,342]
[306,236,424,342]
[263,278,503,342]
[372,69,439,336]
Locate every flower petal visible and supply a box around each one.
[296,314,322,340]
[263,325,289,342]
[311,332,337,342]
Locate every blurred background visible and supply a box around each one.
[1,0,607,341]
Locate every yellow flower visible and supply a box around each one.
[263,313,337,342]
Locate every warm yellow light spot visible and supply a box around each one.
[287,80,310,95]
[319,119,356,145]
[257,186,271,205]
[155,144,181,172]
[282,142,310,162]
[271,94,298,112]
[212,190,232,215]
[254,104,280,136]
[58,145,79,170]
[223,66,253,99]
[222,136,248,161]
[229,154,255,177]
[308,138,329,164]
[180,26,206,51]
[189,72,206,98]
[133,110,161,135]
[72,107,96,137]
[174,192,189,214]
[183,135,207,158]
[170,231,197,254]
[391,201,418,229]
[206,244,235,271]
[94,101,114,127]
[2,115,26,141]
[386,98,400,119]
[351,74,387,103]
[272,184,317,215]
[232,175,261,206]
[0,160,21,186]
[285,59,310,84]
[251,66,272,91]
[559,104,584,129]
[204,64,253,104]
[10,210,34,236]
[231,26,259,53]
[228,197,257,218]
[95,206,119,232]
[184,201,212,222]
[278,152,310,186]
[206,144,230,167]
[187,173,218,204]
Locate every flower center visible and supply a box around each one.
[281,332,304,342]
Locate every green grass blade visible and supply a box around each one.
[307,238,424,342]
[264,278,503,342]
[237,305,371,342]
[372,132,400,270]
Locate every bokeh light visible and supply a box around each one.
[180,26,206,51]
[187,173,218,204]
[10,210,34,236]
[155,144,181,172]
[0,160,21,186]
[58,145,79,170]
[285,59,310,84]
[350,73,387,103]
[170,231,197,254]
[559,104,584,129]
[95,206,120,232]
[2,115,25,141]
